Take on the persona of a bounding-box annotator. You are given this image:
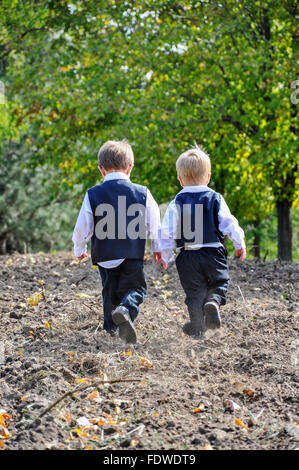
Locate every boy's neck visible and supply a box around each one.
[182,182,208,187]
[99,166,133,178]
[105,169,128,175]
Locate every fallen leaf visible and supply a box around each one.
[235,418,248,429]
[0,412,12,426]
[120,351,133,358]
[130,440,139,447]
[88,390,101,402]
[193,404,205,413]
[44,322,50,328]
[139,356,153,368]
[96,418,106,427]
[27,292,42,306]
[61,412,72,424]
[0,428,11,440]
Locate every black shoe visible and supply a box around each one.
[183,322,205,339]
[204,301,221,330]
[112,306,137,344]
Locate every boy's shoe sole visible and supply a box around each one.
[112,306,137,344]
[204,302,221,330]
[183,322,205,339]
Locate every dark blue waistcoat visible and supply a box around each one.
[88,180,147,264]
[175,190,225,249]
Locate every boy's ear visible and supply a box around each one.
[206,172,211,184]
[126,163,134,175]
[178,176,184,187]
[98,165,106,177]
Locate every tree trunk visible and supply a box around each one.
[277,200,293,261]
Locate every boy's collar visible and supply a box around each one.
[103,171,130,182]
[178,185,213,194]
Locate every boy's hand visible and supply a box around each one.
[153,252,162,264]
[77,252,88,261]
[153,252,168,270]
[236,248,246,261]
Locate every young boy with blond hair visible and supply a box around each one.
[72,140,161,344]
[160,145,246,338]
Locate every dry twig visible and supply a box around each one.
[38,377,141,419]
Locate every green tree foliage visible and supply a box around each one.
[0,138,80,254]
[0,0,298,259]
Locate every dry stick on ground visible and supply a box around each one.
[38,378,141,420]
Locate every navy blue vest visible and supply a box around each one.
[175,190,224,249]
[88,180,147,264]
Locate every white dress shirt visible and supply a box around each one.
[160,185,246,263]
[72,172,161,268]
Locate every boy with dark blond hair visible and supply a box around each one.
[160,145,246,338]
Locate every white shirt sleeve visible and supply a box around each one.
[72,192,94,257]
[218,196,246,250]
[160,199,178,263]
[146,189,161,253]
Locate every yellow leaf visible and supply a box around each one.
[44,322,50,328]
[96,418,106,427]
[0,413,12,425]
[88,390,100,402]
[0,428,11,439]
[138,356,152,368]
[27,292,42,306]
[120,351,132,358]
[235,418,248,429]
[130,440,139,447]
[193,404,205,413]
[61,412,72,423]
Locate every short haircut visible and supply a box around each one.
[176,145,211,184]
[98,139,134,170]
